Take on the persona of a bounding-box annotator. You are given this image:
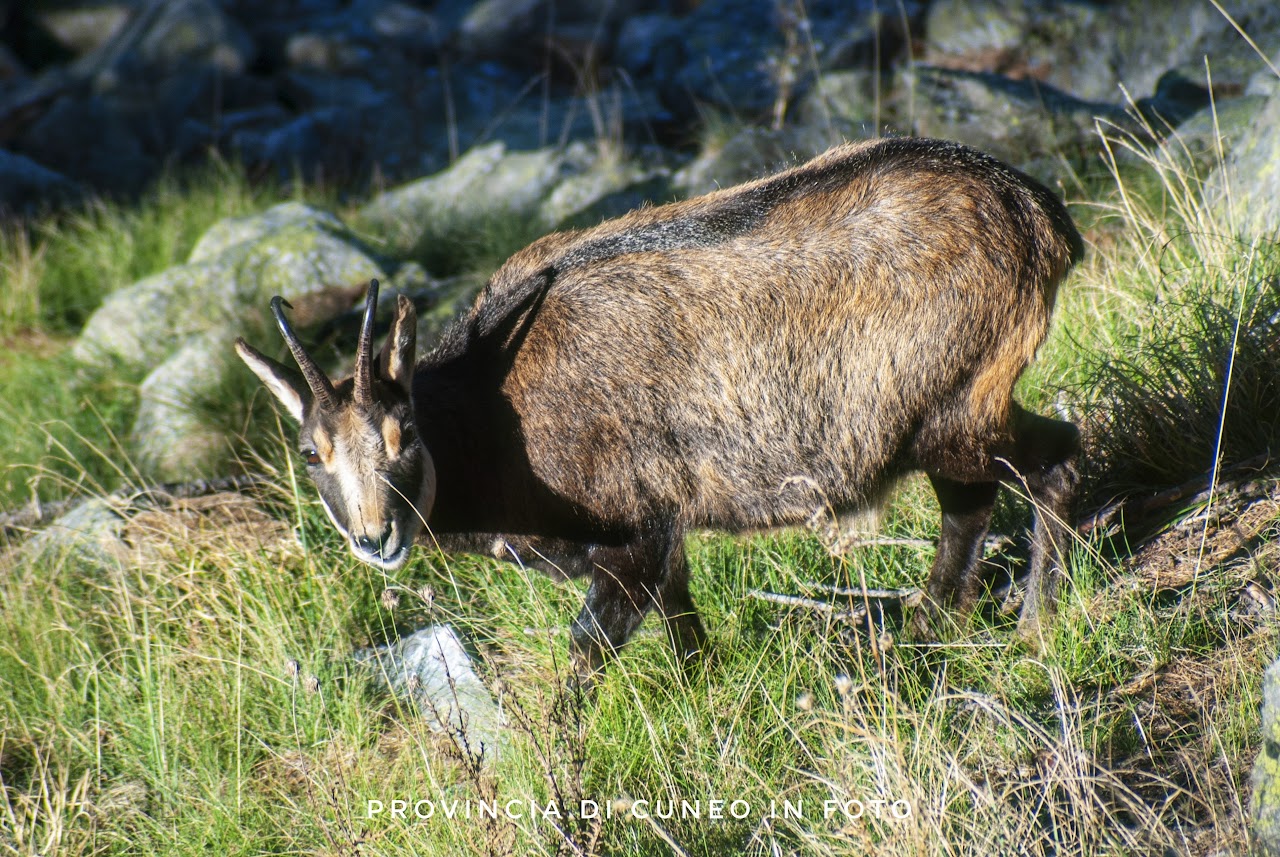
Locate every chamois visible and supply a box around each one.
[236,137,1084,677]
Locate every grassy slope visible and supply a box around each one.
[2,134,1279,856]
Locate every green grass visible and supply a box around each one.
[4,117,1280,856]
[0,160,346,507]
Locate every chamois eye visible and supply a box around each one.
[302,448,320,466]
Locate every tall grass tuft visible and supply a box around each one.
[1060,103,1280,505]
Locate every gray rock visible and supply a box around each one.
[794,69,885,140]
[35,4,135,57]
[1253,658,1280,854]
[359,141,596,255]
[356,626,504,755]
[673,125,833,198]
[135,0,257,75]
[0,149,82,215]
[538,150,673,228]
[1247,60,1280,99]
[370,1,443,52]
[285,32,371,74]
[923,0,1280,105]
[13,93,154,194]
[22,498,127,569]
[132,328,238,481]
[1160,95,1268,172]
[76,202,389,374]
[906,65,1137,184]
[1206,90,1280,239]
[456,0,545,61]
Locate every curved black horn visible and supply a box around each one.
[271,296,337,406]
[353,279,379,406]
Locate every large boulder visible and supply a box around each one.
[75,202,390,372]
[1206,89,1280,239]
[0,149,81,215]
[132,328,239,481]
[1253,658,1280,854]
[923,0,1280,104]
[73,201,424,479]
[905,65,1137,184]
[360,141,672,256]
[22,498,128,570]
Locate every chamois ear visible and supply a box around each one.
[235,338,308,422]
[378,294,417,395]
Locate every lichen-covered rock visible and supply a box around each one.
[1206,90,1280,239]
[924,0,1280,104]
[22,498,127,569]
[673,126,833,198]
[1253,658,1280,854]
[794,69,883,140]
[356,626,505,756]
[189,202,346,262]
[1248,62,1280,99]
[538,147,674,228]
[132,328,238,481]
[75,202,390,373]
[73,201,421,478]
[1160,95,1268,172]
[360,141,596,254]
[906,65,1136,184]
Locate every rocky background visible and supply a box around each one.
[5,3,1280,534]
[7,0,1280,555]
[3,0,1279,212]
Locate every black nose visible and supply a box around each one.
[354,527,393,555]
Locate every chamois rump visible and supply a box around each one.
[236,137,1084,677]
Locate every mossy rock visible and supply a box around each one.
[74,202,391,373]
[1207,91,1280,240]
[1253,658,1280,854]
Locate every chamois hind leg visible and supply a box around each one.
[911,476,999,641]
[1003,406,1080,644]
[570,518,702,681]
[653,524,708,668]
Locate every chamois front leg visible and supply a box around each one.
[569,519,704,683]
[1007,409,1081,644]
